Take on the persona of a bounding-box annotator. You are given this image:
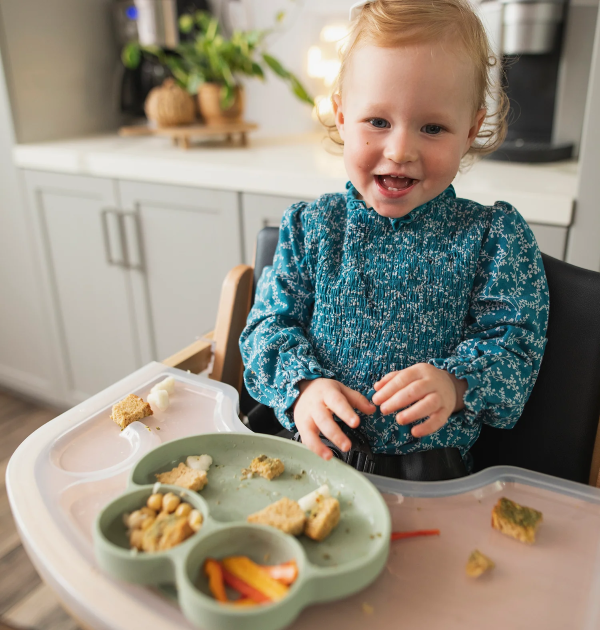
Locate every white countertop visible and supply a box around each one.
[13,133,578,227]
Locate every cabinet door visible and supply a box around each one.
[118,181,242,361]
[23,171,140,403]
[241,193,314,264]
[529,223,568,260]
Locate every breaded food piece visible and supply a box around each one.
[111,394,153,429]
[304,496,340,542]
[466,550,495,578]
[141,512,193,552]
[247,497,305,535]
[491,497,543,544]
[248,454,285,480]
[155,462,208,491]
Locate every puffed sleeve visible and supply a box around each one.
[428,202,549,429]
[239,201,335,430]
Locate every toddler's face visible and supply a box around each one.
[333,41,485,218]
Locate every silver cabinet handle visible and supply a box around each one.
[100,209,127,267]
[121,210,144,271]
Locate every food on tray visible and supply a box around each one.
[298,484,331,512]
[203,557,298,605]
[126,492,202,552]
[391,529,440,541]
[304,496,340,542]
[155,462,208,491]
[242,454,285,480]
[491,497,543,544]
[466,549,495,578]
[151,376,175,394]
[186,454,213,472]
[148,389,169,411]
[111,394,153,429]
[247,497,306,535]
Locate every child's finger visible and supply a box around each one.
[395,393,441,426]
[410,411,448,438]
[339,385,376,416]
[373,371,399,390]
[314,405,352,452]
[378,378,431,415]
[372,367,421,406]
[299,422,334,460]
[323,390,360,428]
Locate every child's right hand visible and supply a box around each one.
[293,378,376,460]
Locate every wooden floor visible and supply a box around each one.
[0,389,82,630]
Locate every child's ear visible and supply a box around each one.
[332,93,345,140]
[465,108,486,150]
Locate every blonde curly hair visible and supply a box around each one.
[321,0,508,163]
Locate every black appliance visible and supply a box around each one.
[485,0,574,163]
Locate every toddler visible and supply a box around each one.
[240,0,549,479]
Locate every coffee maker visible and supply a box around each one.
[480,0,574,163]
[113,0,210,118]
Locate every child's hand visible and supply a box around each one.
[294,378,376,460]
[371,364,467,438]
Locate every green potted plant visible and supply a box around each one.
[122,11,313,125]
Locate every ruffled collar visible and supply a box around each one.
[345,181,456,229]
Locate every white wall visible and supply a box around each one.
[0,0,122,143]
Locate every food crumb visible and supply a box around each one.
[346,528,351,534]
[370,535,375,540]
[347,501,353,507]
[264,553,271,562]
[376,532,382,537]
[216,500,221,505]
[323,553,331,560]
[156,427,161,430]
[362,603,374,615]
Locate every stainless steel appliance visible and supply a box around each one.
[481,0,574,162]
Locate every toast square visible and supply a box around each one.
[247,497,305,535]
[155,462,208,491]
[111,394,153,429]
[491,497,543,544]
[249,454,285,480]
[465,549,495,578]
[304,496,340,542]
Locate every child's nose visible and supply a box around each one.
[383,129,418,164]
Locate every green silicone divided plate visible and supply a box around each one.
[93,433,391,630]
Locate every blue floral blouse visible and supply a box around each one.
[240,182,549,457]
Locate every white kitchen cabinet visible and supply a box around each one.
[22,170,140,404]
[22,171,243,405]
[118,180,242,361]
[529,223,568,260]
[241,192,313,264]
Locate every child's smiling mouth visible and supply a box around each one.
[375,174,418,198]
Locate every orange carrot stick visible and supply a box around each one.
[204,558,228,602]
[391,529,440,541]
[222,556,289,601]
[259,561,299,585]
[221,566,270,603]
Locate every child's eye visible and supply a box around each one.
[422,124,443,135]
[368,118,390,129]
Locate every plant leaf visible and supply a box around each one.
[179,14,194,34]
[220,84,235,109]
[289,74,315,106]
[275,11,286,23]
[262,53,290,79]
[121,42,141,69]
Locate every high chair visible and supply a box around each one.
[165,227,600,488]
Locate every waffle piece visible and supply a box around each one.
[304,496,340,542]
[491,497,543,544]
[111,394,153,429]
[466,550,495,578]
[247,497,306,535]
[155,462,208,491]
[247,455,285,480]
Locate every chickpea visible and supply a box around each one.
[141,516,156,531]
[162,492,181,513]
[147,493,163,512]
[130,529,143,550]
[127,507,156,530]
[188,509,203,532]
[175,502,192,518]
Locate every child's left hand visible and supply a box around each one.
[371,364,468,438]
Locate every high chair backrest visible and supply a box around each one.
[471,253,600,485]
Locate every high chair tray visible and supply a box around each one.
[7,361,600,630]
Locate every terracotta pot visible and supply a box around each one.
[198,83,245,125]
